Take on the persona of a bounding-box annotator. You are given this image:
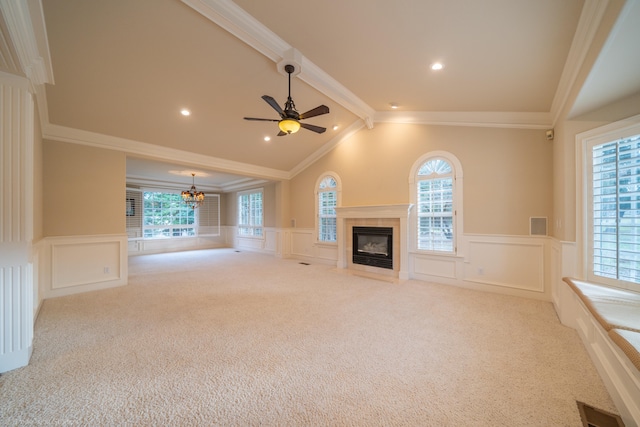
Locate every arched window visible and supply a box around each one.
[409,152,463,253]
[315,173,341,242]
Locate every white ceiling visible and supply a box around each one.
[2,0,639,192]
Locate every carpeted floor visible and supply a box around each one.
[0,248,617,426]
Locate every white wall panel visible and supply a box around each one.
[42,235,128,298]
[314,243,338,263]
[52,241,121,289]
[291,229,313,257]
[128,234,226,256]
[264,228,277,253]
[463,237,545,293]
[413,256,457,279]
[237,236,264,251]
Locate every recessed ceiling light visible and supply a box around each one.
[180,108,191,116]
[264,136,271,142]
[431,62,444,71]
[390,103,399,109]
[332,125,339,131]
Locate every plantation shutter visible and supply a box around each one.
[592,135,640,283]
[125,189,142,238]
[198,194,220,236]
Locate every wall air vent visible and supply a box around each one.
[530,217,547,236]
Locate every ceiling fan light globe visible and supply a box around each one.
[279,119,300,134]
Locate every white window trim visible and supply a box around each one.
[237,187,264,239]
[576,113,640,291]
[409,150,464,256]
[314,172,342,245]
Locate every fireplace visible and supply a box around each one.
[352,226,393,270]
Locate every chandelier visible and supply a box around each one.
[181,173,205,209]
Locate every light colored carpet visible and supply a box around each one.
[0,249,617,426]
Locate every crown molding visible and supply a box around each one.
[0,0,53,86]
[42,123,291,182]
[549,0,609,125]
[374,111,552,130]
[181,0,375,127]
[125,174,268,194]
[125,175,225,193]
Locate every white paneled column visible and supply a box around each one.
[0,72,34,373]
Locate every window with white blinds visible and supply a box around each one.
[591,134,640,285]
[238,188,263,237]
[416,158,454,252]
[125,190,220,239]
[198,194,220,236]
[125,189,143,238]
[318,176,337,242]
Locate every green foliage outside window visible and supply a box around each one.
[143,192,196,238]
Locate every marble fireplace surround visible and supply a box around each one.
[335,204,413,280]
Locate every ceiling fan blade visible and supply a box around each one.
[243,117,280,122]
[300,123,327,134]
[262,95,285,118]
[277,131,288,137]
[299,105,329,120]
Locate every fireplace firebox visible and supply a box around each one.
[352,226,393,270]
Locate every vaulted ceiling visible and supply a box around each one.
[1,0,639,192]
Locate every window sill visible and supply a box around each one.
[129,235,199,242]
[410,250,464,259]
[237,235,265,240]
[315,241,338,247]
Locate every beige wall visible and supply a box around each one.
[224,182,277,228]
[290,123,553,236]
[43,140,125,236]
[553,92,640,242]
[550,0,628,242]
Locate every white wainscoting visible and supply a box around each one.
[127,232,228,256]
[555,278,640,426]
[412,255,459,282]
[550,239,578,326]
[462,235,547,293]
[227,226,276,254]
[408,234,550,299]
[549,240,639,426]
[288,228,338,265]
[290,228,314,258]
[40,234,128,298]
[281,229,552,300]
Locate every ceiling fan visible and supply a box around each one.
[244,64,329,136]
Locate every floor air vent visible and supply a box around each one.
[577,402,625,427]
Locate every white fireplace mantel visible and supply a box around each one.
[335,204,413,280]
